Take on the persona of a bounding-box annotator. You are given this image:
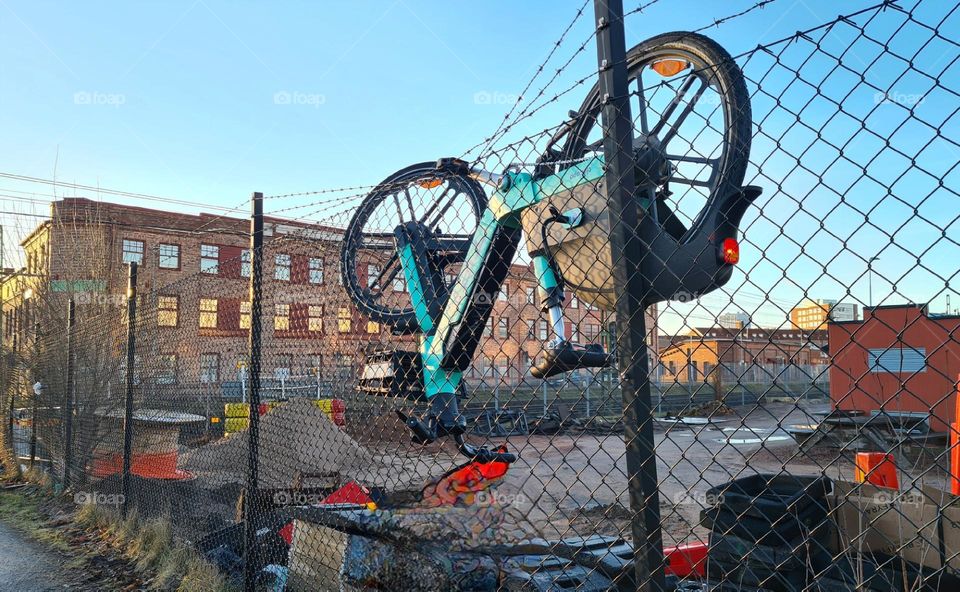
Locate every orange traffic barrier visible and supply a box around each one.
[953,376,960,496]
[952,421,960,496]
[854,452,899,489]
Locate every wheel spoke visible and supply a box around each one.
[391,191,405,223]
[368,252,399,294]
[667,175,713,188]
[648,74,698,139]
[660,79,708,146]
[666,154,719,166]
[403,187,417,218]
[417,184,455,225]
[424,187,463,231]
[636,77,650,135]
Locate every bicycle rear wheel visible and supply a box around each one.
[561,31,751,240]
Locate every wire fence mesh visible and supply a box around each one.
[1,0,959,590]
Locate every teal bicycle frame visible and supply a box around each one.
[400,156,608,401]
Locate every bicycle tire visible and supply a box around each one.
[562,31,751,237]
[340,162,487,328]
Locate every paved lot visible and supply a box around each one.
[482,400,840,543]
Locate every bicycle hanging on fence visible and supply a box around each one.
[341,31,761,465]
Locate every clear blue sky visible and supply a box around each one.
[0,0,955,331]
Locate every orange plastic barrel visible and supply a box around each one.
[854,452,899,489]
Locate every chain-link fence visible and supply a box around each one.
[2,0,960,590]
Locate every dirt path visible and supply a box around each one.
[0,518,82,591]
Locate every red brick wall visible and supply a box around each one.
[829,304,960,432]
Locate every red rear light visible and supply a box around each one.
[721,238,740,265]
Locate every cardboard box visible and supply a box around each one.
[287,520,350,592]
[831,480,942,570]
[938,495,960,572]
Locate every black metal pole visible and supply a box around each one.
[593,1,667,590]
[28,321,38,468]
[243,193,264,592]
[121,262,138,519]
[5,353,12,463]
[62,297,75,489]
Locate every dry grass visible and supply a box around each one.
[74,503,235,591]
[1,486,236,592]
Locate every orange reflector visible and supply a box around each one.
[210,416,220,423]
[650,59,689,77]
[418,178,443,189]
[721,237,740,264]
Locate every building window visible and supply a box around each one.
[570,323,579,342]
[158,244,180,269]
[157,295,178,327]
[538,320,549,340]
[526,287,535,305]
[200,354,219,383]
[241,250,252,278]
[309,258,324,284]
[498,318,509,339]
[367,264,380,287]
[308,354,324,377]
[122,239,144,265]
[198,298,218,328]
[393,274,406,292]
[240,301,251,329]
[275,304,290,331]
[527,319,536,340]
[200,245,219,274]
[308,306,323,332]
[157,354,177,384]
[498,286,508,302]
[496,357,510,378]
[367,320,380,334]
[275,254,291,281]
[337,308,351,333]
[275,354,292,380]
[483,317,493,337]
[570,295,579,309]
[868,347,926,373]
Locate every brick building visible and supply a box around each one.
[658,326,829,383]
[1,198,656,392]
[790,298,859,331]
[829,303,960,432]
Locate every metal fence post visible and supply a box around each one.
[593,0,666,589]
[121,262,138,519]
[29,321,39,468]
[244,193,264,592]
[62,298,75,488]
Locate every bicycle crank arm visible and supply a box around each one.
[395,392,518,464]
